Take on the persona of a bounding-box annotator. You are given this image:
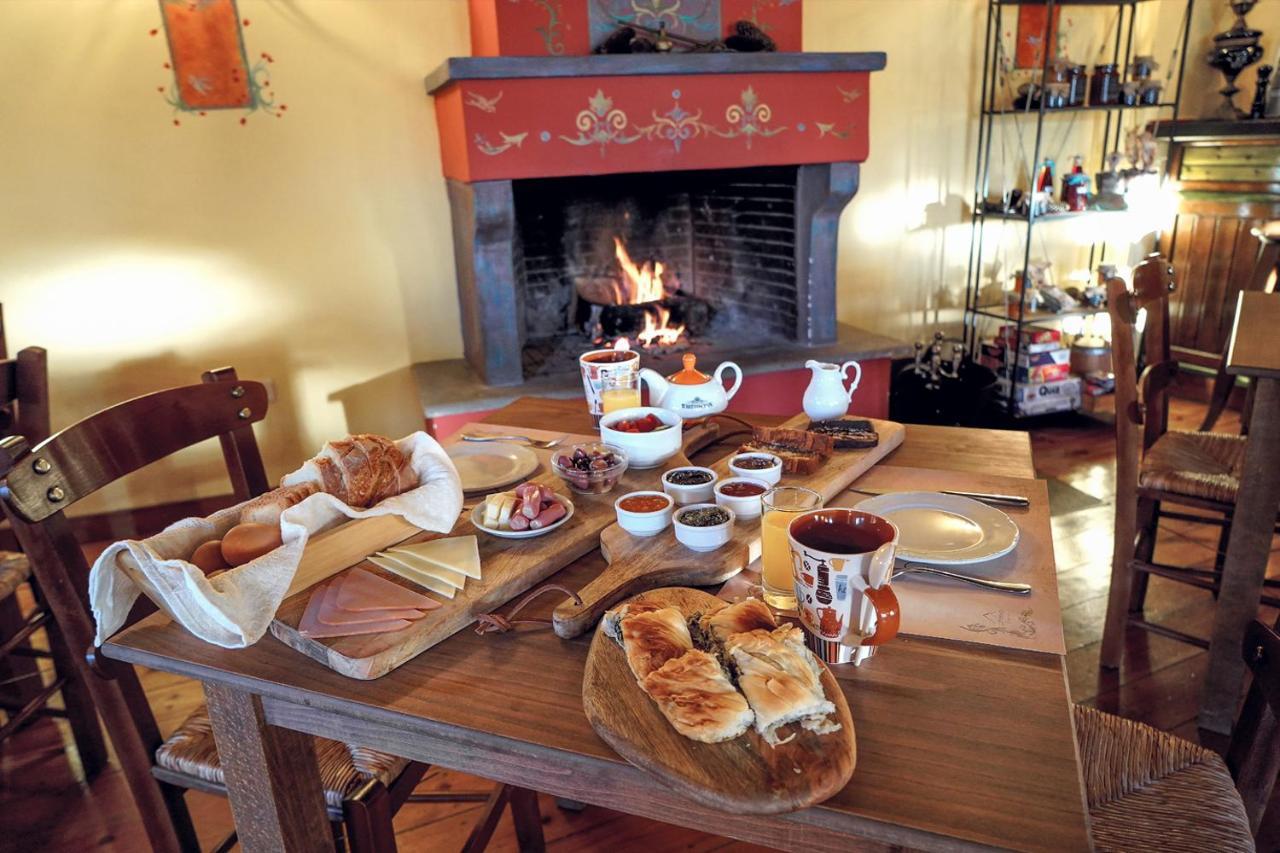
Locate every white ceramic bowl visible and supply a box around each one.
[713,476,770,520]
[673,503,736,552]
[599,406,683,469]
[613,490,675,537]
[727,452,783,485]
[661,466,718,505]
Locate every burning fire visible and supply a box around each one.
[597,237,686,350]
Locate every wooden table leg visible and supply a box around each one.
[1200,377,1280,734]
[204,683,334,853]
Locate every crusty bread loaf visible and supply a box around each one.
[737,442,824,475]
[239,483,320,526]
[292,434,416,508]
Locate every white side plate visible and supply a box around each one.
[855,491,1019,566]
[470,496,575,540]
[447,442,539,493]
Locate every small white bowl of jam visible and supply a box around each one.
[728,452,782,485]
[713,477,770,520]
[662,466,718,505]
[614,491,675,537]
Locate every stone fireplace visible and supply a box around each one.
[413,5,908,432]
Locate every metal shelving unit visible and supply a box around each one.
[961,0,1195,417]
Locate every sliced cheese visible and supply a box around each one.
[367,555,458,599]
[374,551,465,589]
[388,536,482,580]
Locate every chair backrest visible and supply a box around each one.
[1107,254,1177,496]
[1228,619,1280,834]
[0,303,51,444]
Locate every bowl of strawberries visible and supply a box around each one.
[599,407,683,469]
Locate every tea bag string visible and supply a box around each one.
[475,583,582,635]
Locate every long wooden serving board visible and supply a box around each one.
[551,415,905,638]
[583,587,856,814]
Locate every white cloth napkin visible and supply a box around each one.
[89,432,462,649]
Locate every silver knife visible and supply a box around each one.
[848,487,1030,508]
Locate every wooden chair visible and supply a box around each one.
[1099,254,1280,669]
[0,368,544,853]
[1077,617,1280,850]
[1200,221,1280,434]
[0,308,110,776]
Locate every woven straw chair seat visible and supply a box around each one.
[155,706,410,809]
[0,551,31,601]
[1074,705,1254,852]
[1138,429,1247,504]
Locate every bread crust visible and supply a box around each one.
[641,650,754,743]
[726,624,837,745]
[617,606,693,681]
[239,483,320,527]
[701,598,777,645]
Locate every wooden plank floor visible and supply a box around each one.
[3,396,1278,851]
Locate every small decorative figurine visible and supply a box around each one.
[1253,65,1273,118]
[1208,0,1265,119]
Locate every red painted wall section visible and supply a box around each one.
[436,71,870,182]
[468,0,801,57]
[425,358,891,439]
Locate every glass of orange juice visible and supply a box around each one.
[600,369,641,414]
[760,486,822,611]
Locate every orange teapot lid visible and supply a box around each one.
[669,353,710,385]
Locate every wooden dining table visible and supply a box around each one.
[102,397,1092,852]
[1200,291,1280,734]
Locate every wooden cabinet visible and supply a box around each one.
[1158,121,1280,368]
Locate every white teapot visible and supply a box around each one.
[640,354,742,418]
[802,359,862,421]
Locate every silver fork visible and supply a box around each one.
[895,563,1031,595]
[460,433,564,449]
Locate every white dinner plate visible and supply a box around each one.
[447,442,539,493]
[855,491,1020,566]
[470,496,575,539]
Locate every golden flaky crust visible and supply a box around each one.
[618,607,694,681]
[726,624,837,745]
[702,598,777,645]
[641,650,754,743]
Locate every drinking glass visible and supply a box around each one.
[760,486,822,611]
[600,369,641,415]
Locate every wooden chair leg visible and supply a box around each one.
[344,780,398,853]
[0,591,41,706]
[1128,498,1160,614]
[461,785,512,853]
[1102,482,1143,669]
[37,599,109,780]
[508,787,545,853]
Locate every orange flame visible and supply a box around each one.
[614,237,668,304]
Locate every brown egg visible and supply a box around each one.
[190,540,230,575]
[220,522,284,567]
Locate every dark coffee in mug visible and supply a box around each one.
[582,350,637,364]
[790,510,895,555]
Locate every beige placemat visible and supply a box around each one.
[837,466,1065,656]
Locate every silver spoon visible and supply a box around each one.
[460,433,564,449]
[895,563,1032,595]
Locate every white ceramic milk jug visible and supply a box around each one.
[802,359,862,420]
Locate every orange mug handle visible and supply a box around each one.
[859,584,901,646]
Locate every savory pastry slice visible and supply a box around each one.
[725,624,839,746]
[640,650,754,743]
[700,598,777,646]
[604,604,694,682]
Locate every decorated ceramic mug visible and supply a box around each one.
[578,348,640,425]
[787,508,901,664]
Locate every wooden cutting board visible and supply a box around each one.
[582,587,856,814]
[551,415,905,638]
[269,426,643,679]
[268,422,723,679]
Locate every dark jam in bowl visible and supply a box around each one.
[665,469,713,486]
[719,481,767,498]
[678,507,730,527]
[732,455,777,470]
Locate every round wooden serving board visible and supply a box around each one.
[582,587,856,815]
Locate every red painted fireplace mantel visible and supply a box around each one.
[426,53,884,184]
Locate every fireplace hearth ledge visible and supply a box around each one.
[412,322,909,419]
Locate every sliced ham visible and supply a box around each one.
[315,574,425,625]
[297,579,415,638]
[333,566,439,611]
